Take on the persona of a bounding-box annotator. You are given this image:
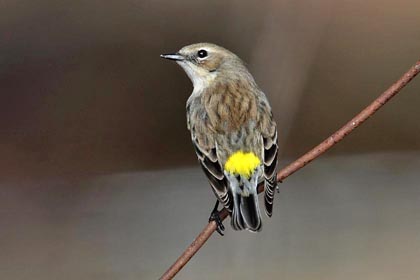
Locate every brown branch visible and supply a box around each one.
[160,60,420,280]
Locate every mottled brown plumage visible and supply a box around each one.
[161,43,278,232]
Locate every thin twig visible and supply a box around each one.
[160,60,420,280]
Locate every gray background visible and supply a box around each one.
[1,0,420,279]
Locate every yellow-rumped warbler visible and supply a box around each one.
[161,43,278,234]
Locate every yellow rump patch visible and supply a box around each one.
[224,151,261,178]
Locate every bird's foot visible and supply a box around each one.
[276,180,282,193]
[209,201,225,236]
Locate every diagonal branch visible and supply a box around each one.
[160,60,420,280]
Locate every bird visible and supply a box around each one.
[161,43,278,234]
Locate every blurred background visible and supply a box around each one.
[1,0,420,279]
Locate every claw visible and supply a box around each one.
[208,201,225,236]
[276,180,282,193]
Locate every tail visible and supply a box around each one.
[224,151,263,232]
[229,173,262,232]
[231,192,262,232]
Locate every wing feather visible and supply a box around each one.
[263,128,278,217]
[191,136,233,211]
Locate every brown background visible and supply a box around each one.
[1,0,420,178]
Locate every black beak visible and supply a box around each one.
[160,53,185,61]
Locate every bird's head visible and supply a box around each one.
[161,43,247,90]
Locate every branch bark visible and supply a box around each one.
[160,60,420,280]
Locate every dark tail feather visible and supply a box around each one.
[231,193,262,232]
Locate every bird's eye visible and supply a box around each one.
[197,49,208,59]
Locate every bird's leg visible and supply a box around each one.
[208,200,225,236]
